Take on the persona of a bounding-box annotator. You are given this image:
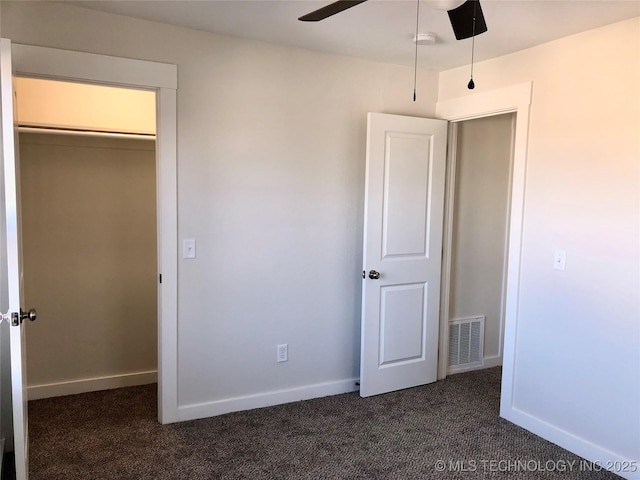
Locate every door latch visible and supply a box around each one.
[10,309,37,326]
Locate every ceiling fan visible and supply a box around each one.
[298,0,487,41]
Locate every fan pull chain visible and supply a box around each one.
[468,0,477,89]
[413,0,420,101]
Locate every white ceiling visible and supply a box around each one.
[70,0,640,71]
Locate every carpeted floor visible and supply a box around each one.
[27,368,617,479]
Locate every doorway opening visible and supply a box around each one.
[17,77,159,401]
[11,43,179,426]
[5,42,178,479]
[440,113,516,378]
[434,83,532,408]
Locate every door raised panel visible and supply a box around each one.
[382,132,432,258]
[379,282,427,366]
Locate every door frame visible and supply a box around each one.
[435,83,532,418]
[11,43,179,423]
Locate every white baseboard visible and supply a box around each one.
[482,355,503,369]
[27,370,158,400]
[447,355,502,376]
[501,406,639,480]
[176,377,359,422]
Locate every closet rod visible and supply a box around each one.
[18,125,156,140]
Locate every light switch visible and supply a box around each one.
[553,249,566,271]
[183,239,196,259]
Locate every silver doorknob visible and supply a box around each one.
[21,308,37,322]
[368,270,381,280]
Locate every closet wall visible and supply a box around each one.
[17,79,158,398]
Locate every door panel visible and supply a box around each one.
[379,283,426,365]
[382,133,431,257]
[1,38,29,479]
[360,113,447,398]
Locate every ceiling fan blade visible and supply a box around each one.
[298,0,368,22]
[448,0,488,40]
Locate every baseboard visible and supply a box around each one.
[27,370,158,400]
[176,377,359,422]
[447,355,502,375]
[501,406,639,480]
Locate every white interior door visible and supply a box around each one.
[360,112,447,397]
[0,38,30,480]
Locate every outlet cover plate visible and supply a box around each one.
[277,344,288,363]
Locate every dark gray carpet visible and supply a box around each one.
[27,368,617,479]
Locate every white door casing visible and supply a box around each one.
[360,112,447,397]
[435,83,532,398]
[1,38,29,480]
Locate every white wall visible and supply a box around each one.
[440,17,640,469]
[0,1,439,412]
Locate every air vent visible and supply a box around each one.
[448,316,484,374]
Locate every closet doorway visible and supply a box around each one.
[16,77,158,400]
[441,112,516,377]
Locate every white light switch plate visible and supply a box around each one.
[553,249,566,271]
[183,239,196,259]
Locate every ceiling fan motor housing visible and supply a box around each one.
[448,0,488,40]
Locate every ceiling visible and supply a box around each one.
[70,0,640,71]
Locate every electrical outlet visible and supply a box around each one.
[277,344,288,363]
